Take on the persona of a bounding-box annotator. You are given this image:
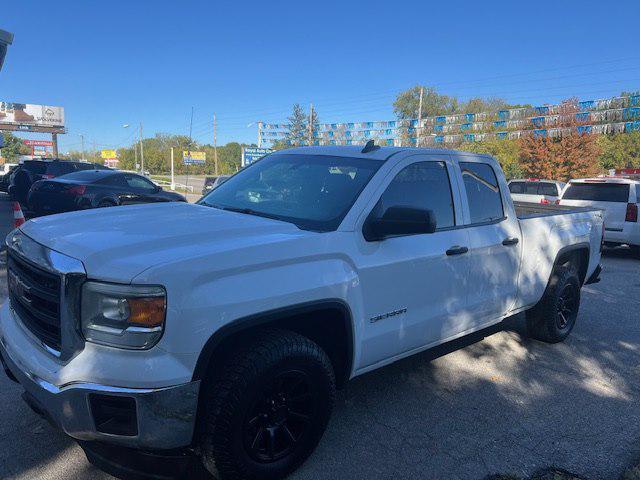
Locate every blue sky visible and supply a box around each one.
[1,0,639,153]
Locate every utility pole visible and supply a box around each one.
[417,86,424,147]
[134,141,138,169]
[213,113,218,176]
[257,121,263,148]
[170,147,175,190]
[52,133,58,157]
[79,134,85,161]
[308,104,314,146]
[139,121,145,174]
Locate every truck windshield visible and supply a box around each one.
[199,153,381,231]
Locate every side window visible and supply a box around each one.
[460,162,504,224]
[378,161,455,230]
[508,182,525,194]
[99,175,127,187]
[125,175,157,191]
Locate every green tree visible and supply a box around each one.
[393,86,460,119]
[393,85,528,119]
[462,138,523,179]
[597,131,640,170]
[0,132,30,160]
[285,104,308,147]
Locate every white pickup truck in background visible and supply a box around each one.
[1,145,603,480]
[560,176,639,258]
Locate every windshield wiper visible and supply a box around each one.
[206,203,285,222]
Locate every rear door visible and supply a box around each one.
[457,157,521,323]
[560,181,630,232]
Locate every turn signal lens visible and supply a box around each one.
[127,297,166,327]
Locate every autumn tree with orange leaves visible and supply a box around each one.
[519,98,602,181]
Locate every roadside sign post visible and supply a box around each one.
[170,147,175,190]
[241,147,272,167]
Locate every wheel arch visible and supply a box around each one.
[96,195,119,207]
[552,242,590,285]
[191,299,355,388]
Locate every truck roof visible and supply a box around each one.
[570,177,640,185]
[280,145,489,161]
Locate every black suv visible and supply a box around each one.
[9,159,108,204]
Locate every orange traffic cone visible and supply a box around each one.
[13,202,25,228]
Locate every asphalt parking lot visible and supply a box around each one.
[0,207,639,479]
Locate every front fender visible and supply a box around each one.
[135,256,364,379]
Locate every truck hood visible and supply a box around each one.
[20,202,309,282]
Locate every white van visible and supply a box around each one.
[508,179,565,204]
[560,177,639,257]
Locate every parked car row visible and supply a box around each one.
[28,169,187,215]
[508,175,639,258]
[201,174,231,195]
[1,159,187,215]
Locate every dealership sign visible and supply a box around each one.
[242,147,272,167]
[0,102,65,128]
[23,140,54,147]
[101,149,117,159]
[183,151,206,165]
[23,139,54,157]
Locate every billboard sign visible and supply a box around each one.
[0,103,65,128]
[242,147,272,167]
[101,149,117,159]
[183,151,206,165]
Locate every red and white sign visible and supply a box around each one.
[104,158,119,168]
[23,139,54,147]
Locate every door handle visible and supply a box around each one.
[502,237,519,246]
[446,246,469,256]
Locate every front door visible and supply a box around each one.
[357,156,471,369]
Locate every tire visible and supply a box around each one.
[97,200,116,208]
[200,329,336,480]
[526,266,581,343]
[630,245,640,259]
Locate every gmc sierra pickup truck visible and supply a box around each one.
[0,145,603,480]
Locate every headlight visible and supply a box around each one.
[81,282,166,349]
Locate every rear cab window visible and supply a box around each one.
[562,182,630,202]
[460,161,504,224]
[509,181,559,196]
[22,161,47,174]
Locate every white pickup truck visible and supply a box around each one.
[0,145,603,480]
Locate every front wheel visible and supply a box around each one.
[526,266,581,343]
[200,330,336,480]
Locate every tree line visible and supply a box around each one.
[1,86,639,181]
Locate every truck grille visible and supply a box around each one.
[7,251,62,352]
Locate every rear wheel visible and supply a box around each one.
[97,200,116,208]
[200,330,335,480]
[630,245,640,259]
[526,266,581,343]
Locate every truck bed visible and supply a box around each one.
[514,201,600,219]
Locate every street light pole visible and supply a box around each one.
[139,121,145,175]
[79,134,85,161]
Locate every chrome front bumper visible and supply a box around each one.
[0,333,200,450]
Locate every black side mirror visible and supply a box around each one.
[363,205,437,242]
